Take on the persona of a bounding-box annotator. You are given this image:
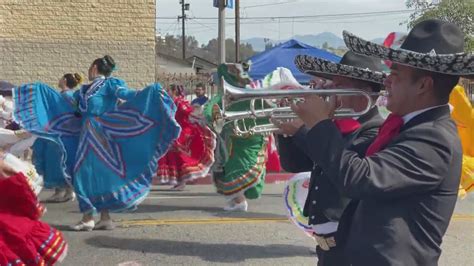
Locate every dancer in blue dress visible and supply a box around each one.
[32,73,82,203]
[13,55,181,231]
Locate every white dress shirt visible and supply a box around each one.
[402,104,448,124]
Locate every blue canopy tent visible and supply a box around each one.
[247,39,341,84]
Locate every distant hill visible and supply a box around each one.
[241,37,270,52]
[293,32,346,49]
[243,32,385,51]
[371,37,385,44]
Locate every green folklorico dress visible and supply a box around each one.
[204,64,269,200]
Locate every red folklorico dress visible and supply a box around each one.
[0,171,68,265]
[156,96,216,185]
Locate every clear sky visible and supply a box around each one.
[156,0,413,44]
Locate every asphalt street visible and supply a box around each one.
[40,184,474,266]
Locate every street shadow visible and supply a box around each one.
[149,188,182,192]
[212,211,287,219]
[85,236,313,263]
[133,204,223,213]
[263,193,284,198]
[147,191,220,197]
[49,223,76,231]
[132,204,287,219]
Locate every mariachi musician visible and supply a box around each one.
[289,19,471,265]
[276,51,386,265]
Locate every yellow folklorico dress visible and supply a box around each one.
[449,85,474,197]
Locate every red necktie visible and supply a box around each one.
[334,118,361,135]
[366,114,404,156]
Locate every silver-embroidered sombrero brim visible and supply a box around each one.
[343,30,474,76]
[294,55,386,84]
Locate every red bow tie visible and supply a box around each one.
[366,114,404,156]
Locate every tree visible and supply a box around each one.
[183,35,200,51]
[263,38,274,51]
[240,43,257,61]
[156,34,257,64]
[404,0,474,51]
[264,42,274,51]
[223,38,257,62]
[322,42,329,50]
[155,34,180,58]
[203,39,219,54]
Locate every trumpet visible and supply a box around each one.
[213,79,378,136]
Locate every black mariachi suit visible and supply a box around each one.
[304,106,462,266]
[278,107,383,266]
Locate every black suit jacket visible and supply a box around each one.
[278,107,383,225]
[304,105,462,266]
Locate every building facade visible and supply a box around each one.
[0,0,156,88]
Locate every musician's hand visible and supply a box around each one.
[278,98,291,107]
[0,159,17,178]
[311,78,334,89]
[292,95,337,129]
[272,118,304,136]
[310,78,343,110]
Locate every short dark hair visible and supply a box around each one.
[92,55,116,77]
[366,82,382,93]
[195,83,204,88]
[351,78,382,93]
[411,69,459,102]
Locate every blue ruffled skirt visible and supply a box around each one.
[32,138,68,189]
[14,83,180,213]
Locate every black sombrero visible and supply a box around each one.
[343,19,474,77]
[295,51,387,84]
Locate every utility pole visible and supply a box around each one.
[178,0,190,59]
[235,0,240,62]
[218,0,226,63]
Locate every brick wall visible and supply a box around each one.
[0,0,156,88]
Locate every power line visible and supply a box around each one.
[241,0,299,9]
[4,13,408,35]
[188,18,216,31]
[188,10,216,31]
[162,21,179,32]
[156,9,415,20]
[165,12,411,26]
[170,21,180,36]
